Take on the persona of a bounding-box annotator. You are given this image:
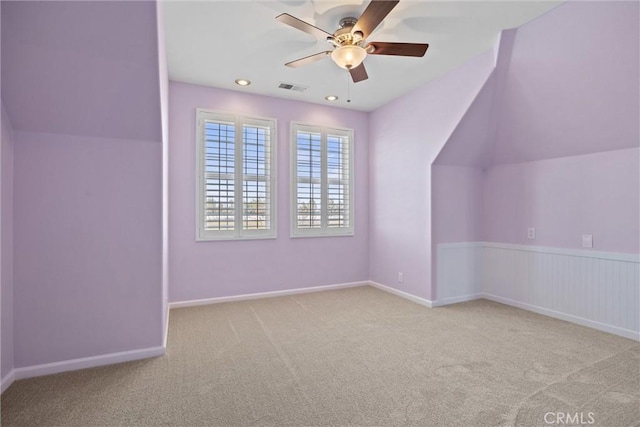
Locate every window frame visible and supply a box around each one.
[196,109,277,241]
[290,122,354,238]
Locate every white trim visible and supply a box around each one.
[195,109,277,242]
[169,281,368,309]
[437,242,486,249]
[1,370,15,394]
[481,293,639,341]
[482,241,639,263]
[290,122,355,238]
[11,346,165,382]
[493,31,502,66]
[368,281,434,308]
[431,293,484,307]
[437,241,639,262]
[163,306,170,349]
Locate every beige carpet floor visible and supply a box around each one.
[1,285,639,426]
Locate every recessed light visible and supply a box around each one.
[325,95,338,101]
[235,79,251,86]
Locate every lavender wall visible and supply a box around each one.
[12,132,163,367]
[431,165,484,245]
[491,1,639,164]
[481,1,639,254]
[432,72,498,168]
[431,165,485,302]
[1,103,15,379]
[429,60,500,300]
[1,1,162,143]
[3,0,166,369]
[169,82,369,302]
[483,148,640,253]
[425,2,639,305]
[368,50,494,300]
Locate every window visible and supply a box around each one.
[291,123,354,237]
[196,109,276,240]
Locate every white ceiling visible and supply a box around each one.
[163,1,561,112]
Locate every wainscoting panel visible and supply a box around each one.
[483,243,639,337]
[436,243,483,303]
[436,242,639,339]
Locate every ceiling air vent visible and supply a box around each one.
[278,82,308,92]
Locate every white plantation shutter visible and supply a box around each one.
[203,118,236,233]
[326,132,351,229]
[291,123,354,237]
[295,130,322,229]
[197,110,276,240]
[241,121,273,232]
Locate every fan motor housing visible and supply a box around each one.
[332,17,364,47]
[338,17,358,28]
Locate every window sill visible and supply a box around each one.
[289,231,354,239]
[196,234,277,242]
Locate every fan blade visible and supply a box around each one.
[276,13,332,40]
[351,0,399,38]
[349,63,369,83]
[367,42,429,57]
[285,51,331,68]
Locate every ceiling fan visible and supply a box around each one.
[276,0,429,83]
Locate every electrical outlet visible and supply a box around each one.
[582,234,593,248]
[527,228,536,239]
[398,272,404,283]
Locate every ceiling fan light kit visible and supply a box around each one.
[331,45,367,70]
[275,0,428,83]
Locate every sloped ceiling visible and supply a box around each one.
[434,1,639,167]
[432,70,497,167]
[1,1,163,141]
[491,0,639,164]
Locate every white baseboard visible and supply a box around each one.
[1,370,15,394]
[368,281,434,308]
[169,281,368,309]
[366,281,481,308]
[482,293,640,341]
[10,346,166,384]
[366,279,638,341]
[432,293,484,307]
